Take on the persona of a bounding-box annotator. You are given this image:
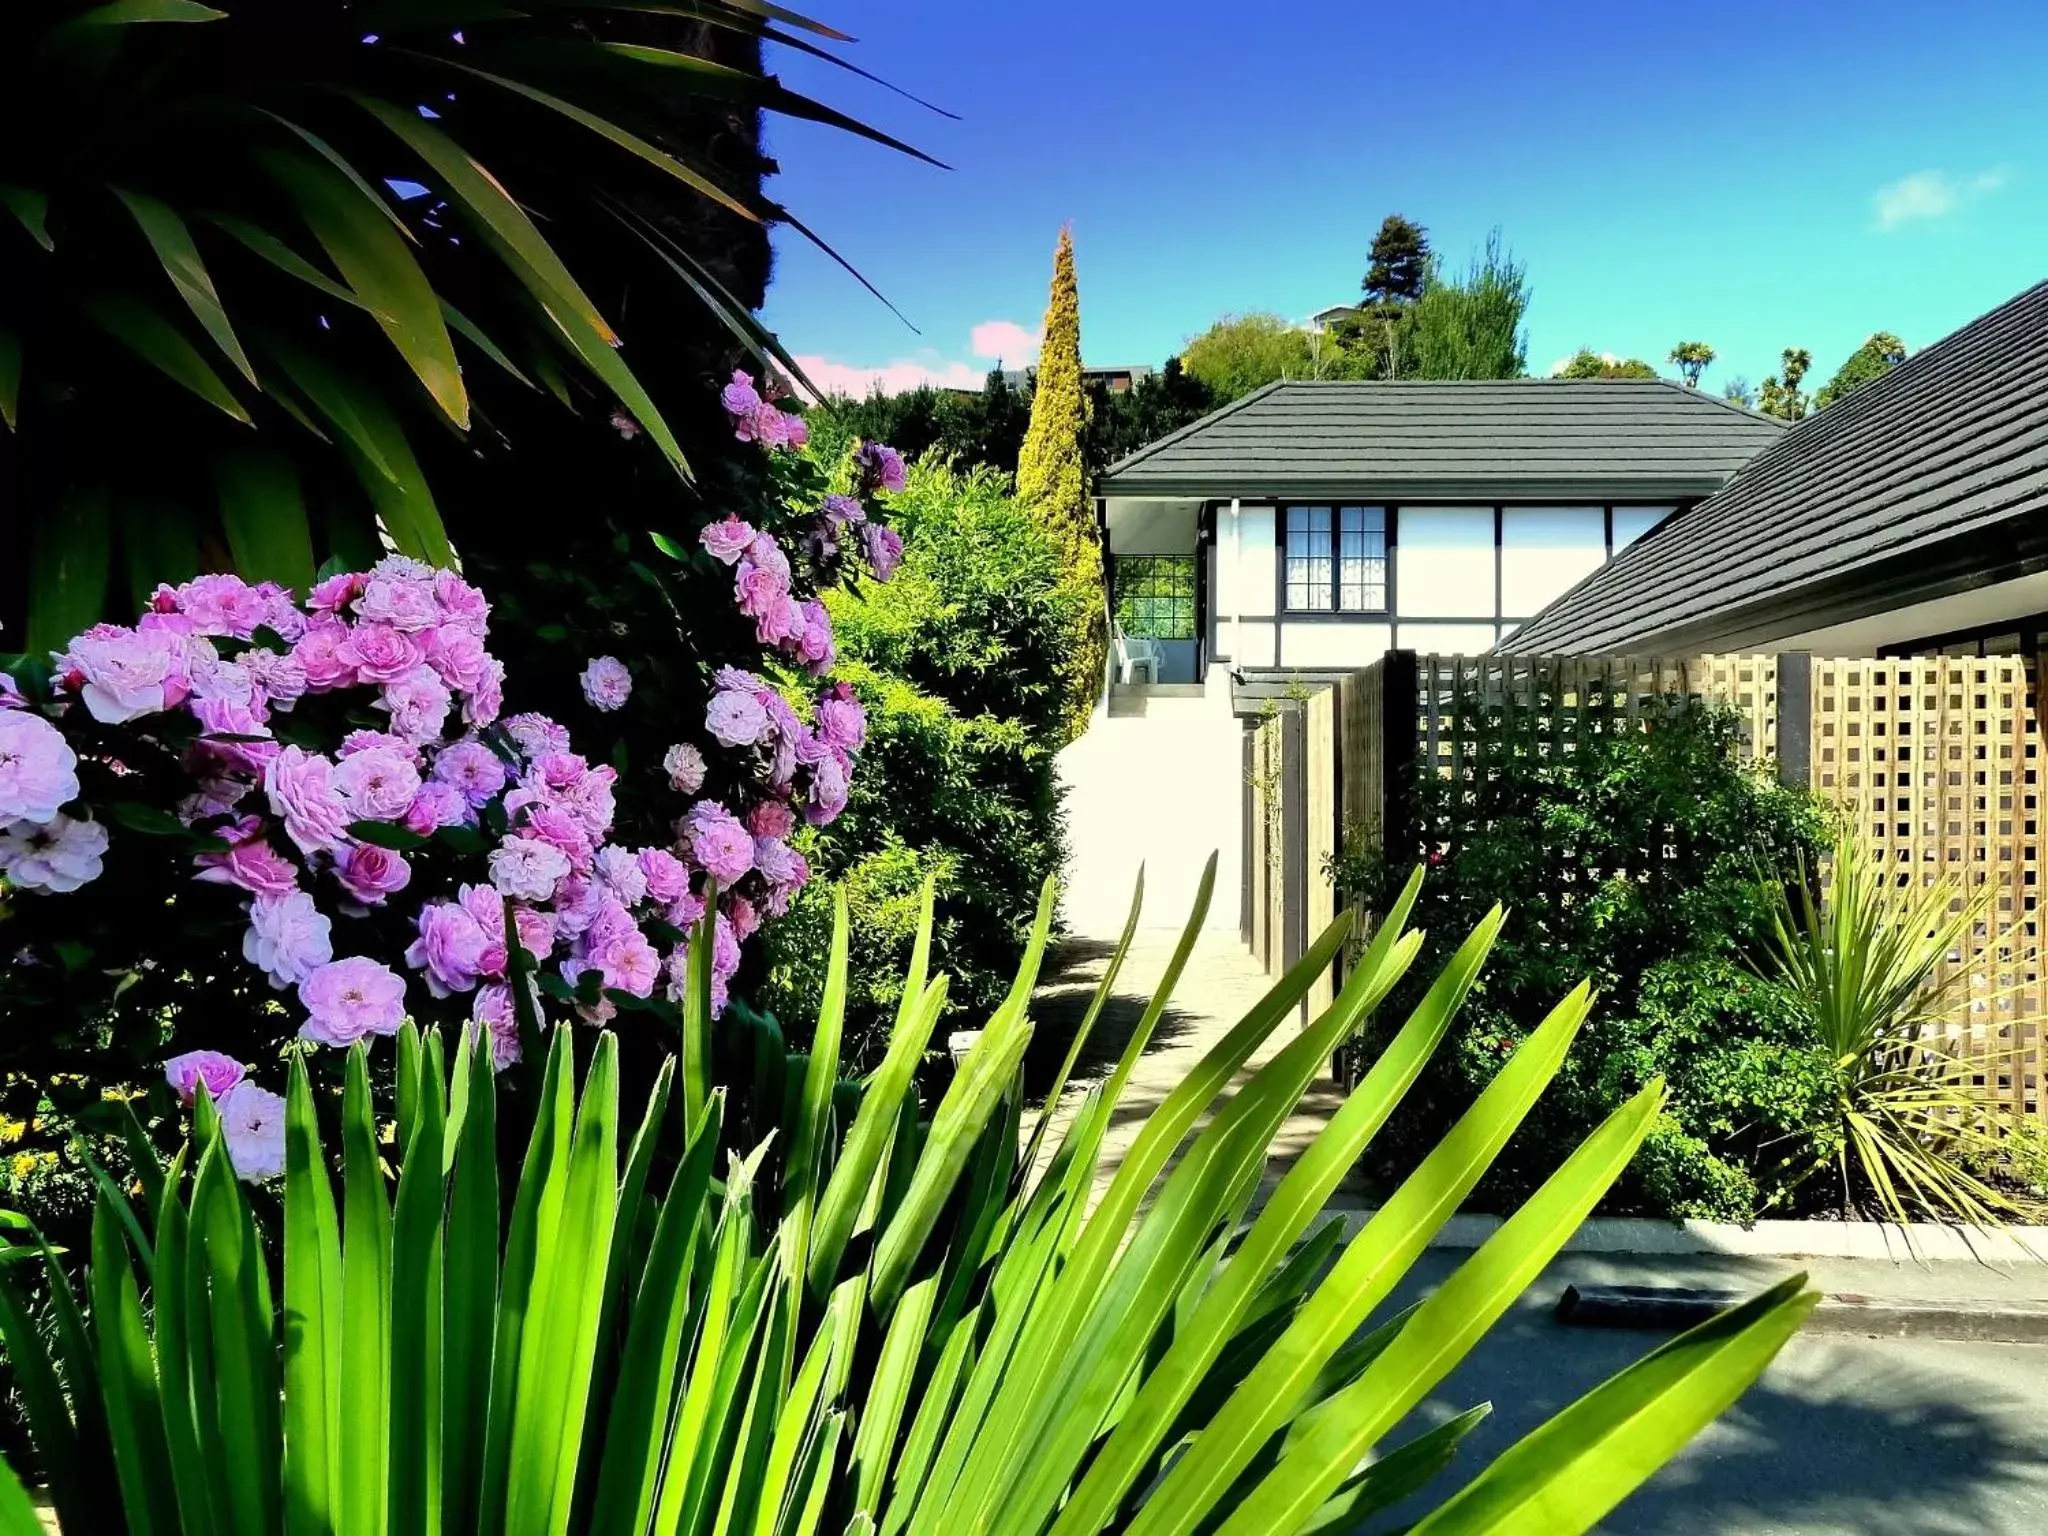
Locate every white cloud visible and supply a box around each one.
[1872,166,2010,230]
[969,319,1040,365]
[791,354,986,400]
[793,316,1040,400]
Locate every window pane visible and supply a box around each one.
[1285,507,1333,612]
[1114,556,1197,640]
[1336,506,1387,612]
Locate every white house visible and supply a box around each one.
[1094,379,1787,688]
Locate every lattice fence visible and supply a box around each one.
[1810,657,2045,1116]
[1276,649,2048,1119]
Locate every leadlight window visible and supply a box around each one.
[1285,506,1386,613]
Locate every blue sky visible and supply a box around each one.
[757,0,2044,397]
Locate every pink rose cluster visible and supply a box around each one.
[162,1050,283,1183]
[719,369,810,451]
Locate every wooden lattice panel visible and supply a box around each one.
[1809,657,2045,1117]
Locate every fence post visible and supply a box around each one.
[1775,652,1813,789]
[1282,705,1308,1017]
[1381,650,1420,861]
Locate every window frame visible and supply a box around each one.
[1278,504,1390,618]
[1113,554,1199,642]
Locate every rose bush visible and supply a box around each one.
[0,376,903,1185]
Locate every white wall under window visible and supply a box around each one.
[1395,508,1495,618]
[1500,507,1605,616]
[1278,622,1393,668]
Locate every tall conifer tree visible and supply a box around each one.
[1016,227,1104,735]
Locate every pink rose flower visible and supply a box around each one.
[255,582,307,643]
[265,747,351,857]
[502,713,571,760]
[726,895,760,942]
[753,835,801,888]
[64,625,185,724]
[862,523,905,581]
[855,441,907,495]
[580,655,632,712]
[705,689,769,748]
[339,622,424,685]
[240,647,309,711]
[164,1050,245,1104]
[489,835,572,901]
[686,802,753,885]
[421,626,492,693]
[457,882,510,977]
[512,905,556,962]
[796,601,835,673]
[243,890,335,989]
[816,684,867,751]
[357,571,439,633]
[667,889,707,933]
[336,843,412,908]
[744,800,796,840]
[405,899,490,998]
[218,1082,287,1183]
[593,844,649,907]
[431,738,509,808]
[193,818,300,897]
[191,697,279,778]
[591,927,660,998]
[0,813,107,892]
[378,666,453,745]
[551,871,605,940]
[519,803,595,870]
[663,742,706,795]
[299,956,408,1046]
[0,711,80,825]
[307,572,364,614]
[807,752,850,827]
[745,534,792,587]
[174,574,271,639]
[339,729,418,763]
[470,984,521,1071]
[782,413,810,449]
[638,847,689,905]
[292,617,357,690]
[0,673,26,710]
[755,591,806,648]
[700,516,756,565]
[721,370,764,431]
[334,745,422,824]
[462,656,505,728]
[433,571,491,636]
[403,780,471,835]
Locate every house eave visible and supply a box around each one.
[1096,473,1731,502]
[1505,512,2048,656]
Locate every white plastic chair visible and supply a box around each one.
[1115,629,1161,686]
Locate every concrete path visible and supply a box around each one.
[1025,924,1349,1210]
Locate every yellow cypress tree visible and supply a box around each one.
[1016,225,1105,736]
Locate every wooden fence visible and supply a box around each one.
[1241,650,2047,1117]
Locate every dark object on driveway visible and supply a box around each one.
[1558,1283,2048,1344]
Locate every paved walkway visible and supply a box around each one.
[1025,925,1351,1211]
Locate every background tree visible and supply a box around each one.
[807,368,1032,479]
[1722,376,1758,409]
[1351,212,1432,376]
[1178,311,1316,401]
[1669,340,1717,387]
[1814,331,1907,410]
[1758,347,1813,421]
[1014,226,1104,737]
[1404,231,1530,380]
[1558,350,1659,380]
[1084,356,1218,473]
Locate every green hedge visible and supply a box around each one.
[1343,706,1837,1222]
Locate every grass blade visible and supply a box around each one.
[389,1037,449,1536]
[443,1031,500,1536]
[283,1054,343,1535]
[340,1044,394,1536]
[1405,1278,1817,1535]
[91,1196,179,1536]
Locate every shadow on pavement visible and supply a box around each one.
[1361,1263,2048,1534]
[1023,936,1200,1099]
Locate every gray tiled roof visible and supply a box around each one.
[1096,379,1785,500]
[1509,280,2048,655]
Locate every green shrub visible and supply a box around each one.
[1349,705,1835,1222]
[765,459,1081,1055]
[0,873,1818,1536]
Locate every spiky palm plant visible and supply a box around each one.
[0,863,1815,1535]
[0,0,938,649]
[1762,828,2027,1229]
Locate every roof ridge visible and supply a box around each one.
[1643,375,1791,428]
[1097,378,1287,479]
